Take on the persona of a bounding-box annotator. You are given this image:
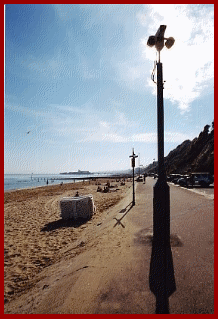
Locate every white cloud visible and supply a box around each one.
[131,131,191,143]
[5,103,47,119]
[143,4,214,113]
[82,119,191,144]
[81,119,128,143]
[115,5,214,113]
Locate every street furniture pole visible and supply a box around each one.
[147,25,176,314]
[133,165,135,205]
[129,148,138,206]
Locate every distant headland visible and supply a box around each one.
[60,170,92,175]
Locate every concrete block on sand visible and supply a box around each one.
[60,195,95,220]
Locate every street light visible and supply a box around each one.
[147,25,175,61]
[129,148,138,206]
[147,25,176,314]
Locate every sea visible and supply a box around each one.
[4,173,113,191]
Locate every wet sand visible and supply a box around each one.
[4,178,132,304]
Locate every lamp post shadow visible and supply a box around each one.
[113,202,133,228]
[149,244,175,313]
[147,25,176,314]
[149,179,176,314]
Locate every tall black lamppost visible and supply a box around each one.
[129,148,138,206]
[147,25,176,314]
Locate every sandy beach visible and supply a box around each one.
[4,178,132,305]
[4,177,213,314]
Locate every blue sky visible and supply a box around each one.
[4,4,214,174]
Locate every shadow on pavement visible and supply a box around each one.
[134,230,183,247]
[113,202,133,228]
[149,244,176,314]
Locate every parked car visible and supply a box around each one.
[188,172,213,187]
[176,172,213,188]
[177,175,189,187]
[136,175,143,182]
[171,174,183,184]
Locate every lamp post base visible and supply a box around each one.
[149,242,176,299]
[155,296,169,314]
[149,179,176,313]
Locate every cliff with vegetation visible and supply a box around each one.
[144,121,214,175]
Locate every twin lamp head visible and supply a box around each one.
[147,25,175,52]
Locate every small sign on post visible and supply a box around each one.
[131,157,135,168]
